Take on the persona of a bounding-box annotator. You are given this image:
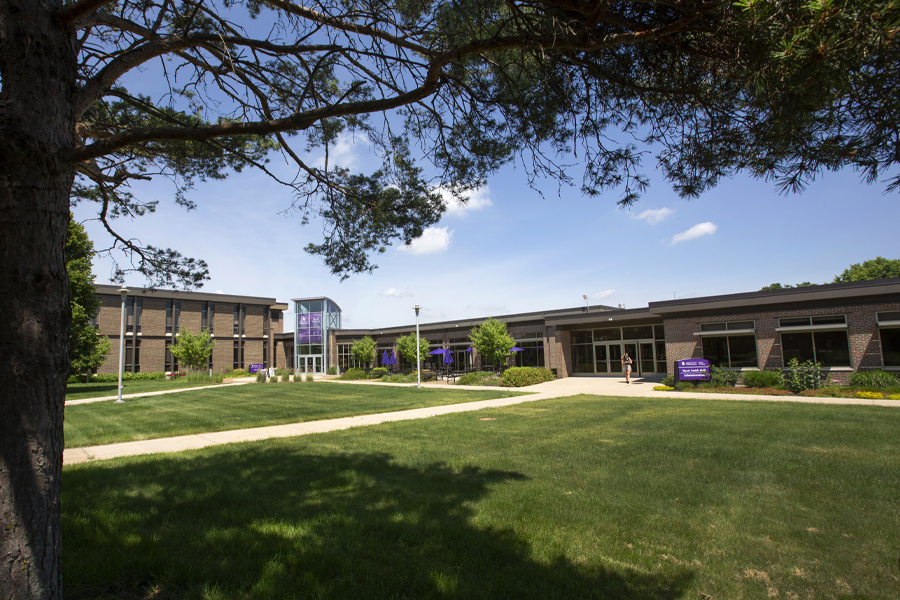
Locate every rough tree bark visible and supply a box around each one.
[0,1,76,598]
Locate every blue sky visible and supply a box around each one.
[74,129,898,332]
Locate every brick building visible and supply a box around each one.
[94,285,288,374]
[95,278,900,380]
[276,278,900,381]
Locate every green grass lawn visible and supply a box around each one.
[65,379,226,400]
[64,382,525,448]
[62,395,900,599]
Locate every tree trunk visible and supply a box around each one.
[0,2,76,598]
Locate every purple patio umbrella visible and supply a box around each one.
[427,348,447,355]
[382,349,389,367]
[444,351,454,365]
[510,347,524,352]
[389,350,398,366]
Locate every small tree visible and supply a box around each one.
[169,327,213,371]
[469,318,515,371]
[396,333,430,368]
[67,216,110,381]
[350,336,376,368]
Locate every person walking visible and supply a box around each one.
[622,352,633,384]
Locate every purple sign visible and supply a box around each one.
[676,358,710,380]
[249,363,264,373]
[297,312,323,344]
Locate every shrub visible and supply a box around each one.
[457,371,499,386]
[784,358,825,393]
[709,366,739,387]
[370,367,387,378]
[68,372,168,383]
[306,374,314,382]
[850,369,900,388]
[224,368,250,378]
[888,393,900,400]
[741,370,783,389]
[856,391,883,399]
[421,369,436,381]
[661,375,674,387]
[327,366,337,375]
[675,381,696,390]
[256,370,266,383]
[182,370,223,384]
[500,367,555,387]
[340,368,367,380]
[281,374,291,382]
[654,385,675,391]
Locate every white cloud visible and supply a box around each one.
[635,207,674,225]
[312,131,363,170]
[593,289,615,300]
[436,185,493,217]
[380,288,413,298]
[672,222,717,244]
[398,226,453,255]
[422,309,445,319]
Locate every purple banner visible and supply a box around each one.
[676,358,710,380]
[297,312,323,344]
[249,363,264,373]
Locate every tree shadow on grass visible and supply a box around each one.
[65,384,119,395]
[63,443,694,599]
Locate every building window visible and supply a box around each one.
[264,307,269,336]
[777,315,850,367]
[880,328,900,367]
[699,320,754,332]
[701,335,758,368]
[233,339,244,369]
[165,341,179,373]
[779,315,846,328]
[781,331,850,367]
[514,339,544,368]
[126,297,141,332]
[201,301,214,333]
[166,300,173,334]
[124,339,140,372]
[263,341,268,368]
[173,301,180,332]
[234,305,240,335]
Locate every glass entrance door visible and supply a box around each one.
[593,341,655,376]
[640,343,655,375]
[298,355,322,374]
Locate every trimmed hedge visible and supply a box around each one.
[500,367,555,387]
[457,371,499,386]
[339,368,367,380]
[67,372,166,384]
[741,370,783,389]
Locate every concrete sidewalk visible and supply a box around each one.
[64,376,900,466]
[65,378,254,405]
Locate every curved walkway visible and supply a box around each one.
[63,376,900,466]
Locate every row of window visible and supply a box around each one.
[700,314,900,369]
[118,339,272,372]
[107,296,270,336]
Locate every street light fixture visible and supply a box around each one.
[116,286,128,403]
[583,294,589,314]
[414,305,421,388]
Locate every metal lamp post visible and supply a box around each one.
[414,305,421,388]
[116,286,128,403]
[583,294,589,314]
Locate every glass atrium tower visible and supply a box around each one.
[293,297,342,374]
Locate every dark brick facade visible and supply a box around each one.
[94,286,286,374]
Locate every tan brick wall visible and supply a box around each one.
[97,295,122,337]
[662,300,900,382]
[142,298,167,336]
[179,301,202,333]
[214,303,235,336]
